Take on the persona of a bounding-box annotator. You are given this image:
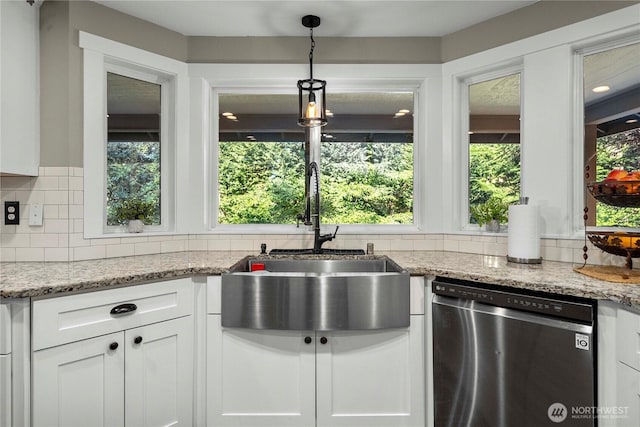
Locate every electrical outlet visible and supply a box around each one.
[4,201,19,225]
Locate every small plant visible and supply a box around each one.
[112,199,156,225]
[470,197,509,226]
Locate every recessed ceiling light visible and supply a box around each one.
[394,112,406,117]
[626,119,638,124]
[323,134,334,139]
[468,131,474,135]
[592,85,610,93]
[227,115,237,120]
[222,112,234,116]
[398,109,410,114]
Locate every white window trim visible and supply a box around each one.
[456,63,524,233]
[188,63,440,235]
[571,32,640,234]
[80,32,189,238]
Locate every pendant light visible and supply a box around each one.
[297,15,327,127]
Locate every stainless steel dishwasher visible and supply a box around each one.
[432,276,596,427]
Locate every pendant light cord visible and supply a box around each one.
[308,28,315,80]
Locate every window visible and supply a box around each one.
[80,32,188,237]
[106,72,162,227]
[583,41,640,228]
[466,72,522,226]
[216,91,414,226]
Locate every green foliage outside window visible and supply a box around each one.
[595,129,640,228]
[218,140,414,225]
[106,141,161,226]
[469,143,520,223]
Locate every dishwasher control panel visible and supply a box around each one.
[432,277,593,323]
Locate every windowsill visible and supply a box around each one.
[206,223,425,235]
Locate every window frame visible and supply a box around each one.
[572,33,640,233]
[456,63,524,232]
[80,32,189,238]
[188,63,437,235]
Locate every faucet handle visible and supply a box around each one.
[332,225,340,238]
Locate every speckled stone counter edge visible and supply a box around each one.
[1,251,639,308]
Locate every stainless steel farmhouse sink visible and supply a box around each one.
[221,257,409,331]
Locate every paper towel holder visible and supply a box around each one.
[507,197,542,264]
[507,255,542,264]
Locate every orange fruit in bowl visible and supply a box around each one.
[604,169,628,181]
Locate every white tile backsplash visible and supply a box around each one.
[0,167,619,265]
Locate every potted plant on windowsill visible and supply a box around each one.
[470,197,509,232]
[112,199,155,233]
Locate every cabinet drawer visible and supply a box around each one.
[0,303,9,354]
[32,278,193,351]
[617,306,640,372]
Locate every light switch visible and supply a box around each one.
[29,202,43,226]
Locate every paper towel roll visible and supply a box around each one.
[507,204,541,263]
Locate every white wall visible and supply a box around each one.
[440,3,640,238]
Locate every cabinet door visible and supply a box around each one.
[125,316,193,427]
[316,316,425,427]
[32,332,124,427]
[617,362,640,427]
[207,316,316,427]
[0,0,39,176]
[1,354,10,427]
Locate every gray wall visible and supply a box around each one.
[39,0,638,167]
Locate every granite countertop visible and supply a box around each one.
[1,250,639,307]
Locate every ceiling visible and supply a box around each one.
[102,1,639,132]
[93,0,538,37]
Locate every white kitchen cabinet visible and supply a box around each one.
[124,316,194,427]
[0,301,10,427]
[32,332,125,427]
[206,316,316,427]
[616,362,640,427]
[206,275,424,427]
[31,279,194,427]
[32,316,193,427]
[598,301,640,427]
[316,317,424,427]
[0,0,39,176]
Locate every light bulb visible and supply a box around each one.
[305,101,318,119]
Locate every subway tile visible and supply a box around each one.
[0,248,16,262]
[0,190,17,202]
[58,234,69,247]
[30,234,60,248]
[45,248,70,262]
[161,240,186,253]
[15,248,45,262]
[32,176,59,191]
[389,239,414,251]
[58,177,70,190]
[134,242,162,255]
[43,205,59,219]
[207,239,230,251]
[15,190,44,205]
[72,191,83,204]
[73,219,84,233]
[73,245,106,261]
[44,219,69,234]
[44,190,69,205]
[92,237,122,246]
[68,177,83,191]
[69,232,91,248]
[443,239,459,252]
[0,233,30,247]
[68,204,83,219]
[41,167,70,176]
[106,244,135,258]
[188,239,208,251]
